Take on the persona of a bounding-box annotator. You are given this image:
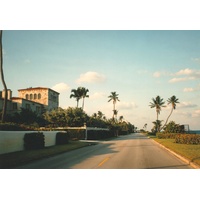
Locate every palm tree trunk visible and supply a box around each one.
[113,102,115,119]
[0,30,8,122]
[161,108,173,131]
[82,97,85,110]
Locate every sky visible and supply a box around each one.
[1,0,200,197]
[1,30,200,131]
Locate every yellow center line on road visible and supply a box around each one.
[98,157,110,167]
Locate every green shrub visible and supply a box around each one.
[175,134,200,144]
[87,130,114,140]
[24,132,45,150]
[156,133,177,139]
[0,123,28,131]
[56,132,69,145]
[67,129,85,140]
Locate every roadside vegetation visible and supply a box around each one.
[153,138,200,166]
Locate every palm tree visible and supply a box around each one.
[143,123,147,131]
[97,111,104,119]
[70,88,82,107]
[161,95,179,131]
[79,87,89,110]
[113,109,118,121]
[0,30,8,122]
[152,120,163,133]
[149,95,165,121]
[119,115,124,123]
[108,92,120,119]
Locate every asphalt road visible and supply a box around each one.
[16,132,193,169]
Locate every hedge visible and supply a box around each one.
[67,129,85,140]
[24,132,45,150]
[175,134,200,145]
[156,133,177,139]
[56,132,69,145]
[87,130,116,140]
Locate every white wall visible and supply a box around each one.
[0,131,60,155]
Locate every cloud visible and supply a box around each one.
[169,68,200,83]
[178,102,198,109]
[76,71,106,84]
[169,77,195,83]
[175,68,193,76]
[183,87,195,92]
[118,101,138,110]
[52,83,70,93]
[153,72,161,78]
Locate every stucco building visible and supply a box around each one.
[0,87,59,116]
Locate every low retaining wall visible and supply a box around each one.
[0,127,109,155]
[0,131,60,155]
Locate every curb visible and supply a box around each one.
[151,138,200,169]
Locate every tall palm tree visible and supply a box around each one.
[0,30,8,122]
[108,92,120,119]
[149,95,165,121]
[152,120,163,133]
[79,87,89,110]
[161,95,179,131]
[70,88,82,107]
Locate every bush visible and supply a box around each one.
[56,132,69,145]
[24,132,45,150]
[175,134,200,144]
[0,123,29,131]
[156,133,177,139]
[87,130,115,140]
[67,129,85,140]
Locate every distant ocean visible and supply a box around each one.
[189,130,200,134]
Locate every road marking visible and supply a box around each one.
[98,157,110,167]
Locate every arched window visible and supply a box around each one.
[25,94,29,99]
[34,94,37,99]
[38,93,41,99]
[30,94,33,100]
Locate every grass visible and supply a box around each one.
[153,138,200,167]
[0,141,96,169]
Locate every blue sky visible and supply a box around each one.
[1,30,200,130]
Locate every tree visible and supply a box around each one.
[0,30,8,122]
[70,88,82,107]
[119,115,124,123]
[149,95,165,121]
[152,120,163,133]
[143,123,147,131]
[97,111,104,119]
[79,87,89,110]
[161,95,179,131]
[108,92,120,120]
[70,87,89,109]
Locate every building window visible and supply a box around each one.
[30,94,33,100]
[38,93,41,99]
[25,94,29,99]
